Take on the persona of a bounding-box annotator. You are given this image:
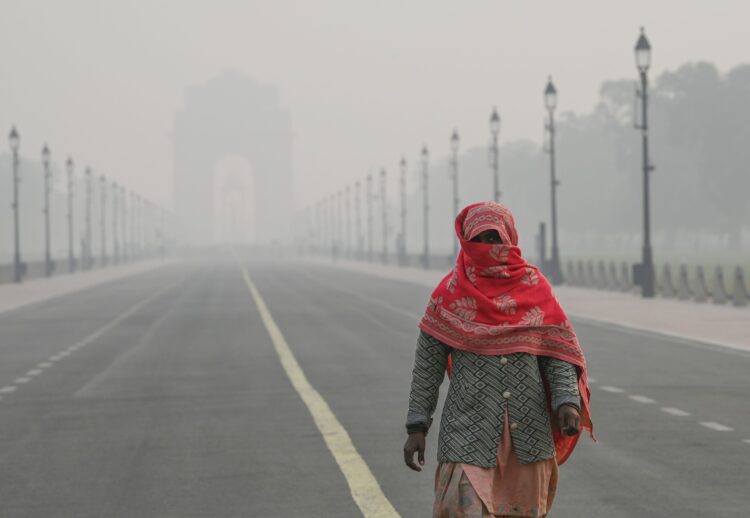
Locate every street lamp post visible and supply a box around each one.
[100,175,107,267]
[544,77,563,285]
[355,180,362,259]
[85,167,93,269]
[112,181,119,264]
[399,157,407,265]
[328,194,336,261]
[450,129,460,257]
[66,157,76,272]
[120,185,127,262]
[42,144,53,276]
[337,189,343,258]
[131,191,137,258]
[634,27,655,298]
[345,185,351,258]
[421,146,429,269]
[366,173,373,262]
[9,126,22,282]
[380,169,388,263]
[489,108,501,202]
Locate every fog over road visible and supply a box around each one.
[0,259,747,517]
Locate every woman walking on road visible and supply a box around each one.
[403,202,594,518]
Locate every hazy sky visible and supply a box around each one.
[1,1,748,210]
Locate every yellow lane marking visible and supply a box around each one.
[240,265,400,518]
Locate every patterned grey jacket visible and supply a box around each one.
[406,331,580,467]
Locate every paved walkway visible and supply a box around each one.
[0,259,177,315]
[307,257,750,353]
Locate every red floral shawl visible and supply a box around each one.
[418,202,594,464]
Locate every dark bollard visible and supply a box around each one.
[693,265,711,303]
[732,266,749,307]
[712,266,729,305]
[660,264,677,298]
[677,264,692,301]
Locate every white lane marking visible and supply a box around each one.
[74,284,190,399]
[700,421,734,432]
[600,385,625,393]
[587,377,597,384]
[241,264,400,518]
[61,276,183,356]
[49,355,62,362]
[628,395,655,404]
[26,369,43,376]
[13,377,30,384]
[38,362,53,368]
[0,386,17,394]
[58,351,71,357]
[742,439,750,445]
[661,407,691,417]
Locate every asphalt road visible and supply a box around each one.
[0,258,748,517]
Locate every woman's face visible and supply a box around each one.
[470,229,503,244]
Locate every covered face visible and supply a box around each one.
[458,202,519,247]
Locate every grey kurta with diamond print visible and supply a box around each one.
[406,330,580,467]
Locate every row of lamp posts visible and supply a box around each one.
[7,126,169,283]
[306,28,654,297]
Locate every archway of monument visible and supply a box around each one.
[212,155,255,244]
[173,70,293,246]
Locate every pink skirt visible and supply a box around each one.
[433,410,558,518]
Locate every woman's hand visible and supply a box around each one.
[558,404,581,436]
[403,432,426,471]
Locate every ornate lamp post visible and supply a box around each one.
[9,126,22,282]
[544,77,562,284]
[100,175,107,266]
[380,169,388,263]
[345,185,351,258]
[66,157,76,272]
[328,194,336,261]
[120,185,128,261]
[112,181,119,264]
[355,180,362,259]
[489,108,501,202]
[450,129,460,256]
[421,146,429,269]
[337,189,343,258]
[399,157,407,264]
[85,167,93,269]
[366,173,373,262]
[42,144,53,276]
[634,27,655,298]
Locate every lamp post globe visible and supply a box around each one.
[9,126,19,151]
[489,107,500,137]
[450,129,460,154]
[42,143,50,167]
[635,27,652,73]
[545,77,558,112]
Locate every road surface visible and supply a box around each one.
[0,258,747,517]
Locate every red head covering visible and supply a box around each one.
[418,201,594,464]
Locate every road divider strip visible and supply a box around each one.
[240,264,400,518]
